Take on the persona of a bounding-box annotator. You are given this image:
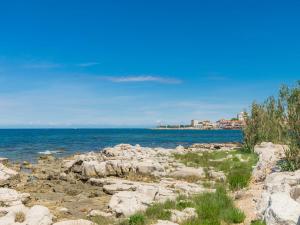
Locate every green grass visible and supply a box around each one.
[123,186,245,225]
[129,214,146,225]
[174,149,258,190]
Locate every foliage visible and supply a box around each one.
[243,81,300,170]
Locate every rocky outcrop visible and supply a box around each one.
[252,142,286,182]
[257,171,300,225]
[88,177,208,217]
[62,144,176,179]
[252,142,300,225]
[62,143,238,181]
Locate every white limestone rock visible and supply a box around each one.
[152,220,179,225]
[0,163,18,182]
[23,205,52,225]
[53,219,95,225]
[252,142,286,182]
[88,209,112,217]
[170,208,197,223]
[170,167,205,179]
[0,188,30,207]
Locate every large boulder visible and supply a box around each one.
[23,205,53,225]
[108,185,159,216]
[257,170,300,225]
[264,193,300,225]
[108,182,177,217]
[0,188,30,207]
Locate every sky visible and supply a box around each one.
[0,0,299,128]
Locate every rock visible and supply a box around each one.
[58,207,70,214]
[136,161,165,175]
[170,208,197,223]
[0,205,52,225]
[88,209,112,217]
[103,182,136,195]
[0,188,30,206]
[108,185,158,217]
[24,205,53,225]
[257,170,300,225]
[252,142,286,182]
[53,219,95,225]
[0,163,18,183]
[152,220,179,225]
[82,161,107,177]
[265,193,300,225]
[170,167,205,179]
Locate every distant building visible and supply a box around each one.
[237,112,247,122]
[191,120,216,129]
[216,119,245,130]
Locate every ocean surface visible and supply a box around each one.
[0,129,243,162]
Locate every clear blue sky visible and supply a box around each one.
[0,0,299,128]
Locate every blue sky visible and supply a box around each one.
[0,0,299,127]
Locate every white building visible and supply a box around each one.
[237,112,247,121]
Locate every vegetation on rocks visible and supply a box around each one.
[243,81,300,170]
[121,186,244,225]
[174,149,257,190]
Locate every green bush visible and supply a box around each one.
[243,81,300,170]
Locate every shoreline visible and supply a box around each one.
[150,128,242,130]
[0,142,298,225]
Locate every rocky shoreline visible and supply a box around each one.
[0,142,299,225]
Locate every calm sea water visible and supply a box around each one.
[0,129,242,162]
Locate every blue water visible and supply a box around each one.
[0,129,243,162]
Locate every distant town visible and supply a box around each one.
[156,112,247,130]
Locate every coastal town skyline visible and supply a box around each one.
[156,112,247,130]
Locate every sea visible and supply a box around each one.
[0,129,243,162]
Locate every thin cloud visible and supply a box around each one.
[77,62,100,67]
[103,75,181,84]
[23,62,62,69]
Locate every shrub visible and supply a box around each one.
[243,81,300,170]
